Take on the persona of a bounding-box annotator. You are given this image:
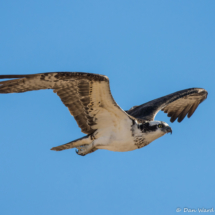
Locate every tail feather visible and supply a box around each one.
[51,135,92,151]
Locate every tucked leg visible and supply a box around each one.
[76,142,97,156]
[76,137,107,156]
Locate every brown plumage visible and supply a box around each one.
[0,72,126,134]
[0,72,208,155]
[126,88,208,122]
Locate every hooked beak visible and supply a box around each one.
[164,126,172,134]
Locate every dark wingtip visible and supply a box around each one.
[170,119,175,123]
[177,118,183,123]
[170,116,177,123]
[0,75,27,79]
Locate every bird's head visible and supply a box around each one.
[137,120,172,136]
[147,121,172,134]
[136,120,172,143]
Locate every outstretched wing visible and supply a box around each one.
[126,88,208,123]
[0,72,130,134]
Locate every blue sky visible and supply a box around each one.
[0,1,214,215]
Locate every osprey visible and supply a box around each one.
[0,72,208,156]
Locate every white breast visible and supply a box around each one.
[95,119,138,152]
[94,120,166,152]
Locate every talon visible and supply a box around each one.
[76,150,86,156]
[75,144,93,156]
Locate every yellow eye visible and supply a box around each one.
[158,124,163,128]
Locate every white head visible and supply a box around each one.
[147,120,172,134]
[136,120,172,142]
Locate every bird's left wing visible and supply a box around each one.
[0,72,130,134]
[126,88,208,123]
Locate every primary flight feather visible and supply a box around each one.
[0,72,208,156]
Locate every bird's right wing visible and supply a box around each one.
[0,72,131,134]
[126,88,208,123]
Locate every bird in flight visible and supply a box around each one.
[0,72,208,156]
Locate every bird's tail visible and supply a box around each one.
[51,135,92,151]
